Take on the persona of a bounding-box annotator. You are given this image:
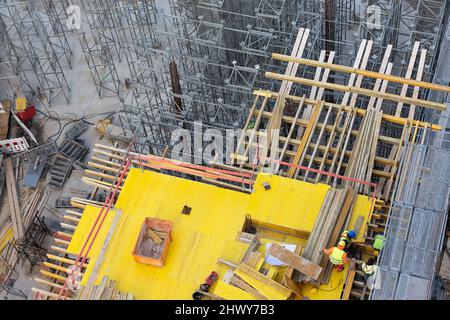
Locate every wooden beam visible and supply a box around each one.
[264,72,447,111]
[287,101,323,177]
[271,53,450,93]
[342,40,369,106]
[251,219,310,239]
[230,275,268,300]
[235,264,292,298]
[349,40,373,107]
[47,254,88,267]
[32,287,72,300]
[84,210,123,292]
[276,95,306,173]
[34,277,64,289]
[217,258,237,269]
[319,189,356,283]
[395,41,420,117]
[282,274,303,299]
[342,268,356,300]
[252,89,441,131]
[40,269,67,283]
[267,243,322,280]
[43,261,70,273]
[4,158,24,239]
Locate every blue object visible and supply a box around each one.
[348,230,357,239]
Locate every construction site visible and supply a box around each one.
[0,0,450,301]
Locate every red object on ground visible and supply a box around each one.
[204,271,218,287]
[17,104,36,122]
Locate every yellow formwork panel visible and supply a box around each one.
[214,281,257,300]
[67,168,373,300]
[0,227,13,252]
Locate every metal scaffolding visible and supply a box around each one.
[371,9,450,299]
[371,141,450,299]
[109,0,448,155]
[0,0,448,156]
[0,0,73,106]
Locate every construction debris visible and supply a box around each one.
[59,139,88,161]
[48,154,74,189]
[4,157,24,239]
[65,120,89,140]
[41,276,135,300]
[0,137,30,154]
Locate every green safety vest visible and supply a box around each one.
[373,234,385,251]
[329,247,346,265]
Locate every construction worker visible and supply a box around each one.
[322,241,350,272]
[340,230,357,251]
[373,234,385,257]
[361,258,380,290]
[361,258,377,281]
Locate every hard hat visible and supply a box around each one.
[338,240,346,249]
[348,230,357,239]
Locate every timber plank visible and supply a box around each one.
[267,243,322,280]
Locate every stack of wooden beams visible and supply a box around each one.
[216,262,294,300]
[343,109,382,194]
[32,206,86,299]
[32,275,134,300]
[0,188,48,286]
[295,187,355,283]
[76,276,134,300]
[80,144,254,196]
[1,157,49,287]
[5,157,24,239]
[32,203,127,300]
[217,229,322,300]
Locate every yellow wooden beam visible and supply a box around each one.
[264,72,447,111]
[47,254,88,267]
[287,101,322,177]
[32,287,73,300]
[253,89,442,131]
[34,277,64,289]
[272,53,450,93]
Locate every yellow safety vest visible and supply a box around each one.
[340,231,353,248]
[329,247,345,265]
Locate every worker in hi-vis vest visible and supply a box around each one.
[361,257,381,290]
[361,258,377,281]
[373,234,386,257]
[322,240,350,272]
[340,230,357,251]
